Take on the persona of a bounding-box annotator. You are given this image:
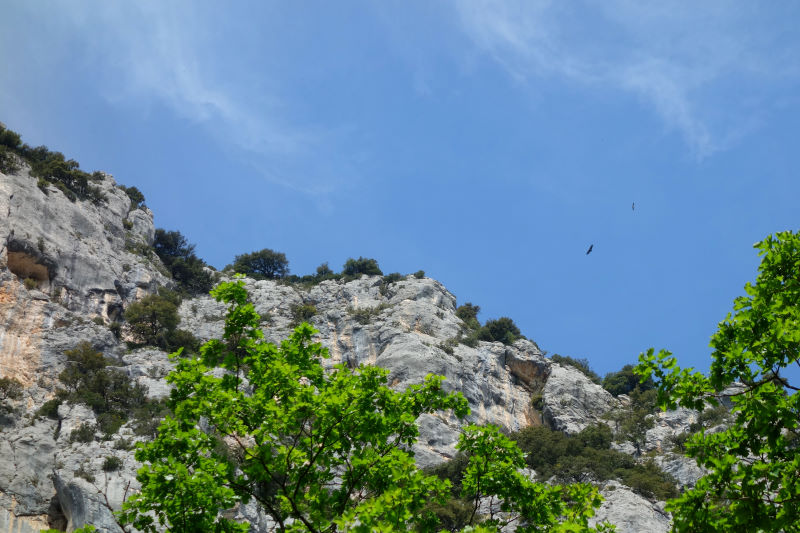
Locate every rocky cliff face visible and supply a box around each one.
[0,162,706,532]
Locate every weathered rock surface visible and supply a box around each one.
[181,274,552,467]
[590,483,671,533]
[0,164,169,318]
[542,364,617,434]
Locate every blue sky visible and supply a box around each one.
[2,2,799,378]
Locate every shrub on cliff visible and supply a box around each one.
[120,185,146,210]
[153,229,213,295]
[0,123,105,203]
[0,376,23,415]
[342,256,382,277]
[231,248,289,279]
[478,316,522,345]
[58,341,149,435]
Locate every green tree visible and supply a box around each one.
[636,230,800,532]
[315,262,333,277]
[456,303,481,330]
[478,317,522,345]
[56,342,149,435]
[124,294,180,348]
[0,376,23,415]
[120,185,146,209]
[602,364,655,396]
[342,256,382,277]
[153,229,213,295]
[232,248,289,279]
[120,280,611,532]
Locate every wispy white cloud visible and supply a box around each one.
[45,1,354,196]
[451,1,799,157]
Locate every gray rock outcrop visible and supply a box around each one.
[542,364,617,434]
[1,163,169,319]
[590,482,672,533]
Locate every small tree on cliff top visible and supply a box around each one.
[232,248,289,279]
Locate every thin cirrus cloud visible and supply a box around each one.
[54,2,355,197]
[451,1,798,158]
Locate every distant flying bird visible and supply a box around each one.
[632,202,635,211]
[586,244,593,255]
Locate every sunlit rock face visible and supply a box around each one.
[0,162,168,320]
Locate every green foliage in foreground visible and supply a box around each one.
[636,230,800,532]
[119,279,612,532]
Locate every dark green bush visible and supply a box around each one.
[153,229,213,295]
[232,248,289,279]
[131,398,172,439]
[290,303,318,326]
[0,377,23,402]
[413,270,425,279]
[342,256,382,277]
[621,459,680,500]
[102,455,123,472]
[347,304,389,325]
[382,272,404,284]
[455,303,481,330]
[478,317,521,345]
[510,423,678,501]
[9,133,107,203]
[550,354,601,384]
[124,294,180,349]
[0,146,20,174]
[36,398,62,419]
[603,364,656,396]
[56,342,148,437]
[316,262,333,277]
[75,465,95,483]
[119,185,145,209]
[69,422,97,443]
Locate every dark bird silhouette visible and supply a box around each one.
[586,244,593,255]
[632,202,635,211]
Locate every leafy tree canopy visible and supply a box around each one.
[153,229,213,295]
[0,376,23,415]
[120,185,146,209]
[636,230,800,532]
[232,248,289,279]
[456,302,481,330]
[120,279,612,532]
[602,364,655,396]
[478,317,522,345]
[342,256,382,277]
